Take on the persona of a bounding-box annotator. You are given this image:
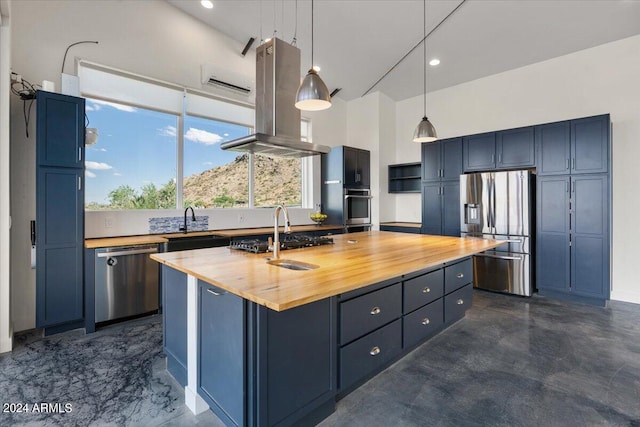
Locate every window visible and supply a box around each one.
[80,61,312,211]
[84,99,178,209]
[182,115,250,208]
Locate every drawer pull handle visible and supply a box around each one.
[422,287,431,293]
[369,346,381,356]
[456,273,464,279]
[421,318,430,325]
[457,299,464,305]
[207,288,224,296]
[370,307,381,315]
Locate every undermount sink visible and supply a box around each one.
[266,259,319,271]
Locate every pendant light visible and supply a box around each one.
[413,0,437,143]
[295,0,331,111]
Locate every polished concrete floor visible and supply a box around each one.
[1,291,639,426]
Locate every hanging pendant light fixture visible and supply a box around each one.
[413,0,438,143]
[295,0,331,111]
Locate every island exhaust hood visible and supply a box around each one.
[220,38,331,158]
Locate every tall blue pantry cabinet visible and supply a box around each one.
[35,91,85,334]
[536,115,610,306]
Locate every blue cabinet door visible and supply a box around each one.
[421,142,441,182]
[442,138,463,180]
[198,282,245,427]
[496,126,535,169]
[36,168,84,327]
[535,121,571,176]
[463,132,495,172]
[442,181,460,237]
[571,175,609,299]
[536,176,571,292]
[571,115,609,174]
[36,91,85,169]
[421,183,442,235]
[162,267,188,387]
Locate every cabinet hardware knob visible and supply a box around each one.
[422,287,431,293]
[421,318,430,325]
[370,307,381,315]
[457,299,464,305]
[456,273,464,279]
[207,288,224,296]
[369,346,381,356]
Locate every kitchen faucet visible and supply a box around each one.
[180,206,196,233]
[272,205,292,259]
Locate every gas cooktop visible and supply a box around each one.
[230,234,334,254]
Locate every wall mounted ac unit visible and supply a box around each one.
[201,64,252,96]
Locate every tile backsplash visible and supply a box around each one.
[149,216,209,234]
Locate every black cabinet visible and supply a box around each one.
[35,91,85,331]
[331,146,371,188]
[421,181,460,237]
[388,162,420,193]
[536,174,610,304]
[422,138,462,182]
[463,128,535,172]
[536,115,609,176]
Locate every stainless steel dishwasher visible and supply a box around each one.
[95,244,159,323]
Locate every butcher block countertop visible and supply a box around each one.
[380,222,421,228]
[84,224,344,248]
[150,231,504,312]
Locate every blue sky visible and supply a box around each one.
[84,99,250,205]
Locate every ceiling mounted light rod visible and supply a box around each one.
[295,0,331,111]
[413,0,437,143]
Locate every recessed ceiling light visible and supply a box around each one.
[429,58,440,66]
[312,65,321,72]
[201,0,214,9]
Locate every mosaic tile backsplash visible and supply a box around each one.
[148,216,209,234]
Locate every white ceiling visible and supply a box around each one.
[167,0,640,102]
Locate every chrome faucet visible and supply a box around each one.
[180,206,196,233]
[272,205,292,259]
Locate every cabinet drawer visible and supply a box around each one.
[403,299,444,349]
[340,319,402,391]
[403,269,443,313]
[340,283,401,345]
[444,283,473,325]
[445,258,472,294]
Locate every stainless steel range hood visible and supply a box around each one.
[220,38,331,158]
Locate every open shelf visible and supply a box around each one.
[388,162,421,193]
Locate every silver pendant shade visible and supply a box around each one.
[295,0,331,111]
[413,0,438,143]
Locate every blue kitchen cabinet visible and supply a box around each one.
[35,91,85,332]
[463,132,496,171]
[421,181,460,237]
[536,174,609,305]
[496,126,535,169]
[536,115,609,176]
[422,138,463,182]
[163,267,188,387]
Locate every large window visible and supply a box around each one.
[84,99,178,209]
[80,62,311,211]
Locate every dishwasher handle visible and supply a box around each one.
[96,248,158,258]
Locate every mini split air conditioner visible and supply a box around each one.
[201,64,253,96]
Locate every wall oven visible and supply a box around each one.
[344,188,372,226]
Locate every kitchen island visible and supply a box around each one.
[151,231,503,427]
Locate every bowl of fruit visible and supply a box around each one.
[310,212,328,225]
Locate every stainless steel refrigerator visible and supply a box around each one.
[460,170,534,296]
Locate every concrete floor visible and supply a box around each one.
[1,290,639,426]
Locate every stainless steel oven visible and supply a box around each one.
[344,188,372,225]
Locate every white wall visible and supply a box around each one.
[0,0,13,353]
[393,34,640,304]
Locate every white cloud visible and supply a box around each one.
[85,161,113,170]
[89,99,137,112]
[159,125,177,137]
[203,161,214,166]
[99,148,107,152]
[185,127,224,145]
[113,172,122,177]
[85,104,101,112]
[85,170,96,178]
[223,133,229,137]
